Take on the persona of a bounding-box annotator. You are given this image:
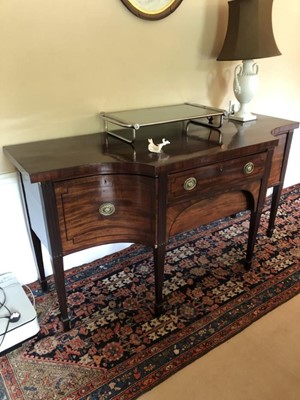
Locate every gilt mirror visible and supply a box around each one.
[121,0,183,20]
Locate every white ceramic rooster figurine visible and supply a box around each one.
[148,138,170,153]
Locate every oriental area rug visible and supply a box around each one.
[1,184,299,400]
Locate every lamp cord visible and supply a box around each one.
[0,287,12,348]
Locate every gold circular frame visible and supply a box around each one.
[121,0,183,20]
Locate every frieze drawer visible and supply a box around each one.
[55,174,156,254]
[168,152,267,202]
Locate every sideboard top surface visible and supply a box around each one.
[3,115,298,183]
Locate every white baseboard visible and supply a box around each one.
[0,172,37,284]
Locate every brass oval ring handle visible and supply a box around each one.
[184,177,197,191]
[243,162,255,175]
[99,203,115,216]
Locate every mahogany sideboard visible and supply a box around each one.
[3,114,299,331]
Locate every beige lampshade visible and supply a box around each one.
[217,0,281,61]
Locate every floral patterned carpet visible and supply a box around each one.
[1,184,299,400]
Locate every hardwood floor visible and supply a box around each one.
[140,294,300,400]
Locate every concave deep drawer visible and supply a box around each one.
[55,174,156,254]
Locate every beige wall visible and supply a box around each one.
[1,0,299,183]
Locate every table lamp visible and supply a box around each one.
[217,0,281,122]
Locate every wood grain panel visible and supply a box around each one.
[167,186,259,237]
[268,134,286,187]
[55,174,156,254]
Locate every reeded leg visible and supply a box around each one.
[153,244,166,316]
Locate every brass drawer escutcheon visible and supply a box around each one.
[243,162,255,175]
[184,177,197,191]
[99,203,115,216]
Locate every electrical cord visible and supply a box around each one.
[0,286,21,349]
